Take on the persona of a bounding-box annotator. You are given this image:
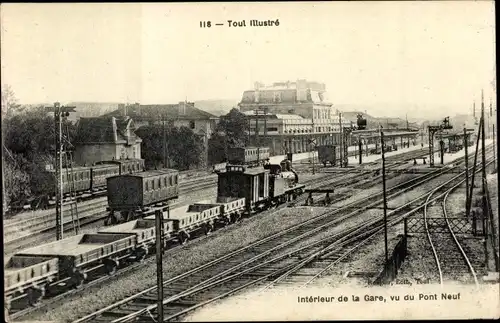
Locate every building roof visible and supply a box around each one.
[103,102,218,121]
[74,116,142,144]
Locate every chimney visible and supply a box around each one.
[119,104,126,116]
[178,101,186,115]
[111,117,118,142]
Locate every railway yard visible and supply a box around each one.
[5,137,499,323]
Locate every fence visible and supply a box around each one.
[484,179,499,272]
[372,234,408,285]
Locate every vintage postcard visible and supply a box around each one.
[1,2,498,322]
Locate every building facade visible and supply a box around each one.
[239,80,352,155]
[73,116,142,165]
[103,102,219,167]
[105,102,219,139]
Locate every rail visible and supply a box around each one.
[70,150,485,323]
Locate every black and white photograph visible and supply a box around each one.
[1,2,498,322]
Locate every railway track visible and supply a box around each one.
[65,151,482,323]
[424,178,481,285]
[4,147,429,246]
[8,147,471,321]
[260,157,494,290]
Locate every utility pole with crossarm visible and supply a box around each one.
[427,117,453,167]
[46,102,76,241]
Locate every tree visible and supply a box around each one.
[136,124,204,171]
[208,108,249,164]
[1,88,78,213]
[1,84,23,118]
[168,126,204,170]
[215,108,249,147]
[3,151,31,209]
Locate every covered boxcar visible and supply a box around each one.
[106,169,179,224]
[227,147,270,166]
[91,164,121,191]
[96,158,145,175]
[317,145,338,166]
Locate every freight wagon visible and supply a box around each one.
[9,233,136,306]
[15,159,145,211]
[106,169,179,225]
[227,147,270,167]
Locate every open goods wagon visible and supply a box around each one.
[98,218,176,260]
[191,197,246,224]
[106,169,179,225]
[143,203,221,244]
[8,233,136,306]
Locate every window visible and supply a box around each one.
[189,121,195,129]
[145,181,149,191]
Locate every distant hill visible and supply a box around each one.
[193,100,238,117]
[66,102,123,123]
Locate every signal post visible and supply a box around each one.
[46,103,76,241]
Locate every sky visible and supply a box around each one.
[1,2,496,119]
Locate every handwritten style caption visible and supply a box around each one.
[297,292,462,304]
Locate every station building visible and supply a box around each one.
[238,80,352,155]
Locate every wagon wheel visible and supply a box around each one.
[104,259,119,275]
[204,223,214,235]
[27,287,45,306]
[232,213,241,223]
[72,271,87,289]
[178,232,189,245]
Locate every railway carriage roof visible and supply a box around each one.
[45,166,91,173]
[96,159,144,165]
[116,169,178,178]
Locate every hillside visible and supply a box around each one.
[194,99,238,117]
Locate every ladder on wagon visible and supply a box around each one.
[62,128,80,234]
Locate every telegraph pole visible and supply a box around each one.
[464,126,470,215]
[339,112,343,168]
[381,128,389,264]
[46,103,76,241]
[481,90,487,195]
[155,210,164,322]
[480,90,489,269]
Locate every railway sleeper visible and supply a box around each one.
[135,295,158,305]
[101,308,139,318]
[168,298,198,307]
